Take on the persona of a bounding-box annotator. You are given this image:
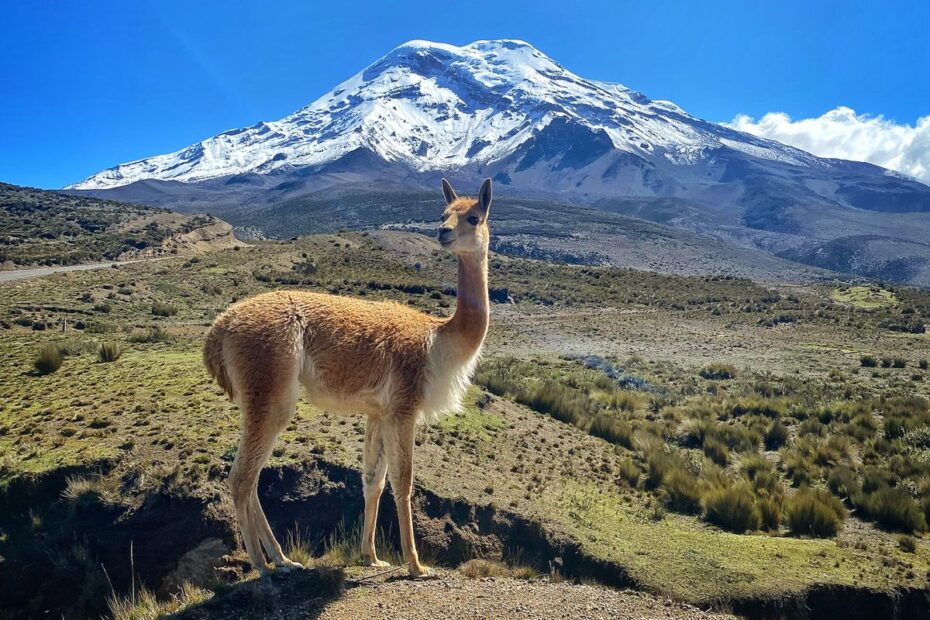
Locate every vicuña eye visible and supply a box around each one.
[467,216,481,225]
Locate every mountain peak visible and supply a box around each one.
[68,39,815,190]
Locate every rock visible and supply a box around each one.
[160,537,231,594]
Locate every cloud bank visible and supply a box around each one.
[727,107,930,185]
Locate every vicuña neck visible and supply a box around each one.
[438,251,489,358]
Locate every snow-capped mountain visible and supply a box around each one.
[71,39,819,190]
[70,39,930,287]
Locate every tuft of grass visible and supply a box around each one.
[61,474,121,509]
[128,327,172,343]
[785,488,846,538]
[897,535,917,554]
[98,341,123,363]
[702,484,760,533]
[458,558,512,579]
[310,521,404,568]
[34,344,63,374]
[756,496,783,531]
[284,529,315,568]
[854,487,927,533]
[151,302,178,317]
[702,437,730,466]
[860,355,878,368]
[700,363,737,380]
[589,414,633,447]
[616,457,640,488]
[661,468,703,514]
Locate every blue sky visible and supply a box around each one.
[3,0,929,188]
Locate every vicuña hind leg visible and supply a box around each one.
[385,413,430,577]
[228,374,300,574]
[361,415,389,567]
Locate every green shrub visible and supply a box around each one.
[34,344,63,375]
[97,342,122,363]
[151,302,178,317]
[903,427,930,450]
[661,468,703,514]
[897,535,917,553]
[702,484,760,533]
[855,487,927,533]
[883,417,906,440]
[860,355,878,368]
[892,358,907,369]
[764,420,789,450]
[919,359,928,370]
[785,488,846,537]
[93,302,112,313]
[700,363,737,380]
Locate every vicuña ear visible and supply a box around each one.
[477,178,492,216]
[441,178,458,205]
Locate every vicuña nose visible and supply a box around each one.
[438,227,454,240]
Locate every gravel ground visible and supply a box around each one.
[320,569,736,619]
[177,566,737,619]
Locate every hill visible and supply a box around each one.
[0,182,238,269]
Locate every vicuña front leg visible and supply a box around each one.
[361,416,389,567]
[386,413,430,577]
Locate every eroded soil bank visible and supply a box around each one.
[1,459,927,619]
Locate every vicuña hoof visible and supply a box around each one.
[409,564,432,578]
[369,559,391,568]
[274,558,305,573]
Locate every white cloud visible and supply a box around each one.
[726,107,930,185]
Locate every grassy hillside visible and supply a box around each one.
[1,231,929,618]
[0,183,236,268]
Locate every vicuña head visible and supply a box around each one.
[203,178,493,578]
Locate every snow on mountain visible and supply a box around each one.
[69,39,819,190]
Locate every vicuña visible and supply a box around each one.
[203,178,493,577]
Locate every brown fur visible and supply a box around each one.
[202,179,493,577]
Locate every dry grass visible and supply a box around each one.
[107,582,211,620]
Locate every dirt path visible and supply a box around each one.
[0,258,164,283]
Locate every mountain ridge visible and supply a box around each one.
[67,39,930,286]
